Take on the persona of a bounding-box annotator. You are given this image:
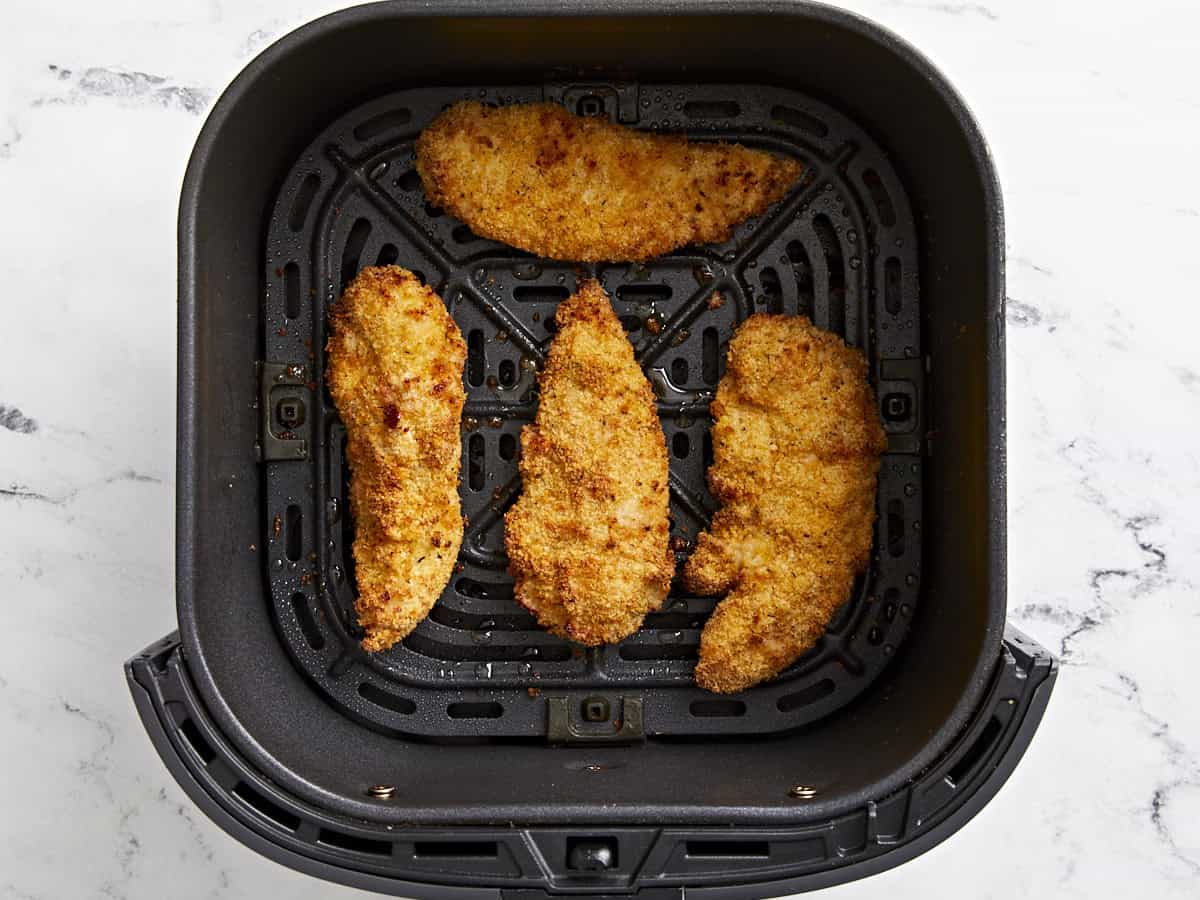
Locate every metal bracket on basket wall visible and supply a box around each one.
[543,79,639,123]
[547,696,645,744]
[257,362,310,462]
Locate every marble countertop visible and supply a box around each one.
[2,1,1198,897]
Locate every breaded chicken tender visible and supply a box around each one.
[684,315,887,693]
[416,101,804,262]
[505,280,673,644]
[326,266,467,652]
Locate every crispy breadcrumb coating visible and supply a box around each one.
[684,315,887,693]
[505,280,673,644]
[326,266,467,652]
[416,101,803,262]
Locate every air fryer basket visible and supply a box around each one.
[266,80,922,739]
[128,2,1058,897]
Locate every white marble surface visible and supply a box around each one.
[2,1,1199,897]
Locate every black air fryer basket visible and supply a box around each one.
[126,2,1058,896]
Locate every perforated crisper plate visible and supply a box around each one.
[259,81,923,739]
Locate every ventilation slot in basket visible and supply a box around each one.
[339,218,372,292]
[456,577,511,600]
[813,215,846,336]
[288,173,320,232]
[771,105,829,137]
[318,829,392,857]
[414,841,499,858]
[683,100,740,119]
[452,223,480,244]
[283,262,300,319]
[617,284,672,305]
[467,329,485,386]
[671,357,688,384]
[353,108,412,141]
[777,678,836,712]
[513,285,570,303]
[178,717,215,764]
[376,243,399,267]
[687,840,770,858]
[759,266,782,313]
[468,434,484,491]
[447,702,504,719]
[498,359,517,387]
[292,593,325,650]
[863,169,897,227]
[887,499,905,557]
[885,257,902,315]
[690,699,746,718]
[358,682,416,715]
[285,504,302,561]
[233,782,301,831]
[786,240,815,318]
[947,716,1004,788]
[701,328,720,384]
[395,169,422,192]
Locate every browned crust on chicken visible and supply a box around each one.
[416,101,804,262]
[683,314,887,693]
[326,266,467,652]
[504,280,674,644]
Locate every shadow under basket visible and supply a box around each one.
[127,2,1057,897]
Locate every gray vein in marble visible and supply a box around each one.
[153,787,233,896]
[115,469,162,484]
[1014,440,1174,661]
[61,698,118,800]
[1006,297,1044,328]
[1005,296,1064,333]
[1021,429,1200,871]
[1108,673,1200,874]
[1171,366,1200,392]
[885,0,998,20]
[240,26,278,57]
[101,805,142,900]
[58,699,147,898]
[0,117,21,159]
[1,469,163,506]
[1,884,46,900]
[1013,256,1054,276]
[0,485,59,504]
[1062,516,1167,660]
[0,404,39,434]
[40,65,210,115]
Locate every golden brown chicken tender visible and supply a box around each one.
[326,266,467,652]
[416,101,803,262]
[684,315,887,693]
[504,280,674,644]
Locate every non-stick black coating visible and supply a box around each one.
[176,0,1005,826]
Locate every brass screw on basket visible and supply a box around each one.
[788,785,818,799]
[366,784,396,799]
